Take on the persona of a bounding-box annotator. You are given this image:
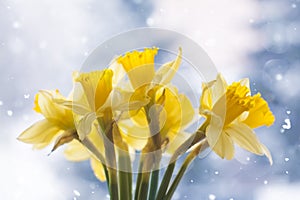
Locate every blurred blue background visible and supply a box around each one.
[0,0,299,199]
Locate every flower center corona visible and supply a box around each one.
[224,82,255,126]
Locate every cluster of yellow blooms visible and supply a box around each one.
[18,47,275,200]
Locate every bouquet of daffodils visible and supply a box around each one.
[18,47,275,200]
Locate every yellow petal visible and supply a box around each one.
[108,58,127,88]
[200,81,213,112]
[127,66,154,89]
[77,112,96,140]
[260,143,273,165]
[117,48,158,89]
[95,70,113,111]
[117,48,158,72]
[205,113,223,151]
[221,82,254,126]
[178,94,195,129]
[212,131,235,160]
[51,129,77,152]
[33,93,41,113]
[34,90,74,129]
[239,78,250,91]
[165,131,190,154]
[153,47,182,85]
[226,122,264,155]
[242,93,275,128]
[87,124,105,154]
[159,87,181,138]
[212,74,227,105]
[64,140,90,161]
[111,89,150,111]
[18,119,61,149]
[118,120,149,150]
[90,157,106,182]
[200,74,227,114]
[56,99,90,115]
[75,70,113,111]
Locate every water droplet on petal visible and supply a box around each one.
[264,180,268,185]
[286,110,291,115]
[285,170,289,174]
[0,101,3,106]
[214,171,219,175]
[190,179,194,183]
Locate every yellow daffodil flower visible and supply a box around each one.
[117,48,158,89]
[119,86,195,152]
[70,67,149,140]
[75,69,113,113]
[18,89,107,182]
[117,47,182,91]
[116,47,196,153]
[200,74,275,164]
[18,90,76,150]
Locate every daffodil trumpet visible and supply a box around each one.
[18,47,275,200]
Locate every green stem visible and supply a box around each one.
[118,171,131,200]
[148,169,159,200]
[154,121,207,200]
[144,102,162,200]
[103,165,110,188]
[97,117,119,200]
[155,163,175,200]
[139,171,151,200]
[135,153,151,200]
[117,148,132,200]
[164,145,202,200]
[134,157,144,200]
[108,168,119,200]
[111,122,133,200]
[155,135,197,200]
